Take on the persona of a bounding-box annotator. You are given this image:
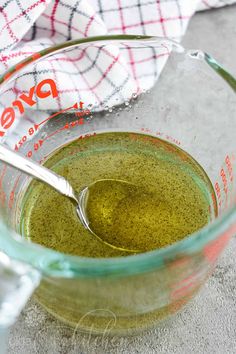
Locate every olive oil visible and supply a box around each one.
[21,132,217,257]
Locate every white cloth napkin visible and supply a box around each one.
[0,0,235,111]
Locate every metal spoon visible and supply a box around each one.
[0,144,139,253]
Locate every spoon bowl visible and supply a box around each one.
[76,179,141,253]
[0,144,139,254]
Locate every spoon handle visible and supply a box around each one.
[0,144,78,203]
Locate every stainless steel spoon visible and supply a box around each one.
[0,144,139,253]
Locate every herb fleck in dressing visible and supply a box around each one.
[21,132,217,257]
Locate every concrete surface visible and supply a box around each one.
[7,5,236,354]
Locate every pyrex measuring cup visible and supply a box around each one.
[0,35,236,337]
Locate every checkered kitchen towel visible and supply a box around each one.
[0,0,235,112]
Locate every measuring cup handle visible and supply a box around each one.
[0,144,78,204]
[0,252,40,353]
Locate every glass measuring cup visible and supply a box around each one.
[0,35,236,336]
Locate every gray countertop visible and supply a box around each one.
[8,5,236,354]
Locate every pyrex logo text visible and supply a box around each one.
[0,79,58,137]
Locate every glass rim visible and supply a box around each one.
[1,35,236,278]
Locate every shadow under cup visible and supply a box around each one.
[0,36,236,334]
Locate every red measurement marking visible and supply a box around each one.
[34,140,43,151]
[220,168,228,196]
[34,102,79,130]
[141,127,151,134]
[75,109,90,117]
[225,155,234,182]
[78,132,96,140]
[64,118,84,130]
[25,120,92,158]
[204,224,236,264]
[140,129,181,145]
[15,135,27,151]
[171,279,197,301]
[39,156,47,164]
[211,192,217,216]
[25,140,44,159]
[0,78,58,137]
[169,256,204,302]
[9,174,21,209]
[43,127,66,141]
[155,131,163,137]
[165,135,181,146]
[14,101,90,152]
[214,182,221,207]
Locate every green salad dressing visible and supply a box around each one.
[21,132,217,257]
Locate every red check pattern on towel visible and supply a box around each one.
[0,0,235,112]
